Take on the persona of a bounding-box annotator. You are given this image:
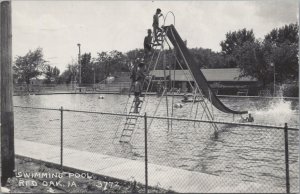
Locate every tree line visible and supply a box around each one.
[13,23,298,87]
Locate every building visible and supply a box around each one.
[149,68,259,95]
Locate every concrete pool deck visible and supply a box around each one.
[15,139,284,193]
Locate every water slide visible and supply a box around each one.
[163,25,248,114]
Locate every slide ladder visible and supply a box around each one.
[118,40,165,143]
[119,98,144,143]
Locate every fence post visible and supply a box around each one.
[284,123,290,193]
[60,106,64,172]
[144,113,148,194]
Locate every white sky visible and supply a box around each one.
[12,0,298,71]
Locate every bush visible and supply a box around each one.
[282,84,299,97]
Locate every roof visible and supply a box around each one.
[149,68,257,82]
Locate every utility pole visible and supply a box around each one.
[1,1,15,185]
[77,43,81,85]
[93,66,95,88]
[273,64,276,96]
[270,62,276,96]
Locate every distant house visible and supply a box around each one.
[29,77,44,85]
[150,68,259,95]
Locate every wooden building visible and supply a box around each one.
[149,68,259,96]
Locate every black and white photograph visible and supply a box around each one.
[0,0,299,193]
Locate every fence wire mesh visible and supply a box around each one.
[14,106,299,193]
[287,129,299,193]
[14,106,61,166]
[143,116,299,193]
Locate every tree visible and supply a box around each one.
[44,65,60,84]
[264,23,298,83]
[189,48,226,69]
[233,24,298,86]
[94,52,109,82]
[233,41,271,86]
[221,24,298,86]
[58,70,72,84]
[270,42,298,82]
[265,23,298,45]
[220,29,255,67]
[81,53,95,84]
[220,29,255,55]
[106,50,127,74]
[96,50,127,77]
[58,63,77,84]
[126,49,144,64]
[13,48,48,84]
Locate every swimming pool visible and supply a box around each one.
[14,94,299,191]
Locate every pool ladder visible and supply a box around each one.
[119,98,144,143]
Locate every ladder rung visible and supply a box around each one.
[131,103,143,106]
[121,133,133,137]
[130,107,141,113]
[123,127,134,130]
[125,123,136,125]
[153,43,162,46]
[126,117,137,120]
[119,97,145,143]
[133,100,143,102]
[123,128,134,131]
[125,123,136,126]
[121,134,132,137]
[130,104,143,107]
[131,106,141,108]
[119,140,130,143]
[123,127,134,131]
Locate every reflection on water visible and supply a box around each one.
[14,94,299,191]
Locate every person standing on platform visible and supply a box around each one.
[144,29,153,59]
[153,8,163,44]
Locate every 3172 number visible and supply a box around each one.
[95,181,119,190]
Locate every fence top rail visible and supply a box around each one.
[14,105,299,131]
[14,105,59,111]
[146,115,299,131]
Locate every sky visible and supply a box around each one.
[12,0,298,71]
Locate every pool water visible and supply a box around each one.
[14,94,299,192]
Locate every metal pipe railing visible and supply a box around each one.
[13,105,299,131]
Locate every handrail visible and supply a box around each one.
[163,11,176,27]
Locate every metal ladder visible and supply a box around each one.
[119,98,144,143]
[119,32,166,143]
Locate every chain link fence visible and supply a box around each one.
[14,106,299,193]
[14,106,61,165]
